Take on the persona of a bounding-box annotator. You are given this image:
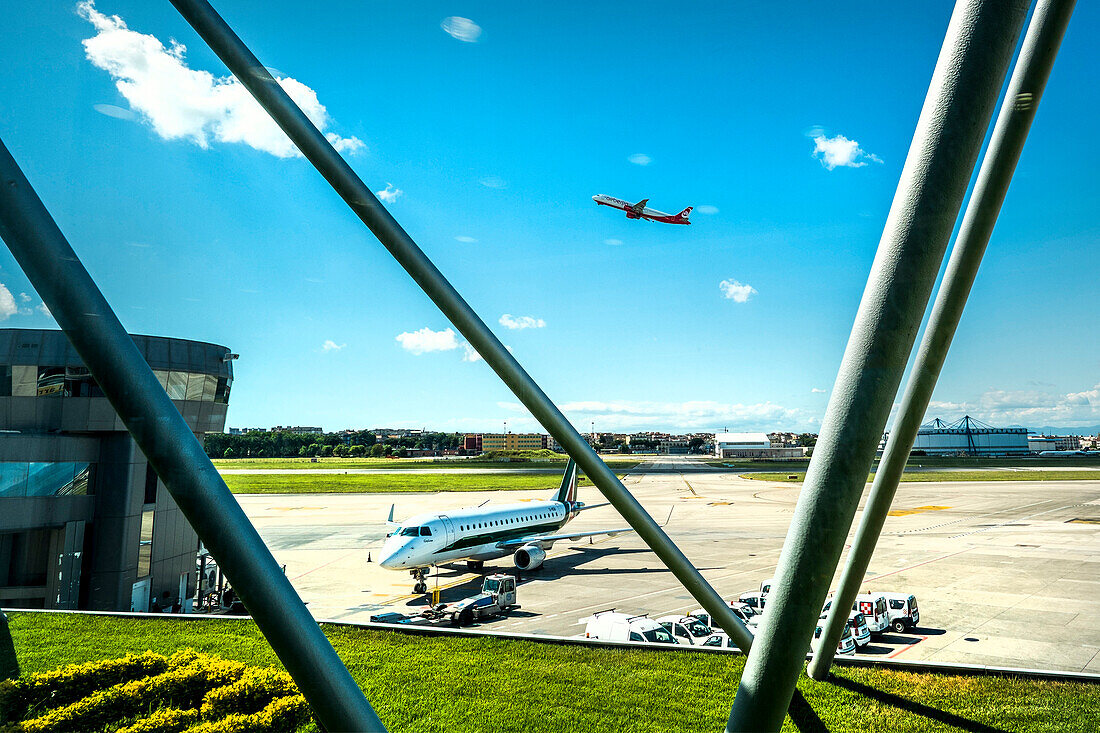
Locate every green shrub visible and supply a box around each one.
[198,668,297,720]
[115,707,200,733]
[0,651,169,723]
[16,654,244,733]
[184,694,309,733]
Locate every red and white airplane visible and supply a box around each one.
[592,194,692,225]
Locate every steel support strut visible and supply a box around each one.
[165,0,755,652]
[726,1,1028,730]
[0,140,386,732]
[808,0,1075,681]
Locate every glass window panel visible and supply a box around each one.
[0,365,10,396]
[215,377,232,405]
[137,508,154,578]
[12,365,37,396]
[154,370,170,391]
[27,462,82,497]
[167,371,187,399]
[0,463,29,498]
[37,366,67,397]
[66,465,92,496]
[201,374,217,402]
[185,372,204,401]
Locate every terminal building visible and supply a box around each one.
[0,329,232,612]
[713,432,804,459]
[910,416,1029,456]
[463,433,551,452]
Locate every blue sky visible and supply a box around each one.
[1,1,1097,433]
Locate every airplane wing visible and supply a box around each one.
[496,527,634,549]
[631,198,649,214]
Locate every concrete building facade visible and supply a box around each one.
[0,329,232,612]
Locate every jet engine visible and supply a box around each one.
[513,544,546,571]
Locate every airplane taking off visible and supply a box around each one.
[592,194,692,224]
[378,460,631,593]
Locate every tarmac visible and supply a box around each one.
[234,456,1100,673]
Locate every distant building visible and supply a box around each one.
[1028,434,1084,452]
[270,426,323,435]
[0,328,232,613]
[228,427,267,435]
[714,432,803,459]
[478,433,550,452]
[658,439,689,455]
[912,416,1028,456]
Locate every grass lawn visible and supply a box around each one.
[5,612,1097,732]
[222,472,610,494]
[745,471,1100,483]
[212,457,641,471]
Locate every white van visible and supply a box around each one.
[581,611,677,645]
[690,602,757,628]
[823,593,889,635]
[657,615,723,646]
[881,593,920,632]
[738,592,767,612]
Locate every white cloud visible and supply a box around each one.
[811,132,882,170]
[695,205,719,215]
[811,388,827,394]
[441,17,482,42]
[719,279,757,303]
[18,293,31,303]
[498,398,808,432]
[455,236,478,243]
[499,314,545,330]
[604,238,623,246]
[322,340,346,351]
[927,382,1100,428]
[38,303,53,319]
[0,285,17,320]
[462,344,482,362]
[78,1,363,158]
[375,183,402,203]
[479,175,507,189]
[627,153,651,166]
[395,327,460,354]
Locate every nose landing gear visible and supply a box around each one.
[411,568,428,595]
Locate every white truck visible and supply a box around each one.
[656,615,724,647]
[882,592,920,632]
[582,611,678,645]
[448,574,519,626]
[689,601,758,628]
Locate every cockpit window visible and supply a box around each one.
[419,526,432,536]
[399,527,418,536]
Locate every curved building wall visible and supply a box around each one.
[0,329,232,613]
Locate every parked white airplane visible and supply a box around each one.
[378,460,631,593]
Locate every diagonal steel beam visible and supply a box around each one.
[809,0,1076,681]
[726,1,1029,729]
[0,138,386,732]
[165,0,755,652]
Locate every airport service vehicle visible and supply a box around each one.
[448,574,519,626]
[814,624,857,656]
[882,593,920,632]
[823,593,890,635]
[591,194,692,224]
[760,578,776,596]
[379,460,631,593]
[839,611,871,647]
[738,592,767,612]
[656,615,724,647]
[582,611,678,645]
[690,602,757,628]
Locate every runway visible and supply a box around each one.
[235,456,1100,672]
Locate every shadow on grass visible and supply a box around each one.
[788,688,828,733]
[827,674,1009,733]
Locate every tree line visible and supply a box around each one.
[203,430,467,459]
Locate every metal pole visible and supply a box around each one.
[0,140,386,733]
[166,0,754,652]
[808,0,1075,681]
[727,1,1028,730]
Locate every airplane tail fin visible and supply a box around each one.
[551,459,578,504]
[678,206,693,220]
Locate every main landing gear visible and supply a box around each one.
[411,568,429,595]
